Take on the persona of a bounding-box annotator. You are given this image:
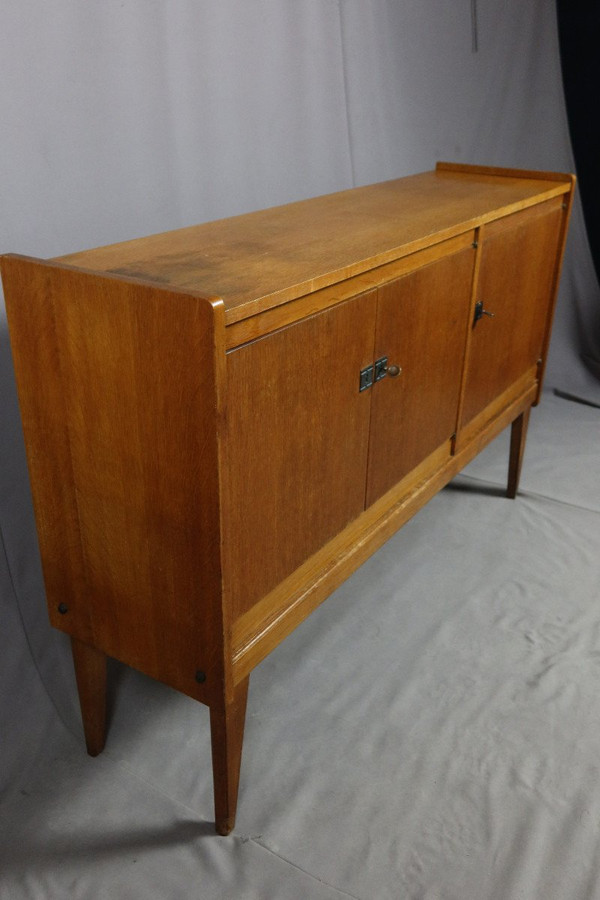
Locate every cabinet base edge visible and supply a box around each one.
[231,382,538,683]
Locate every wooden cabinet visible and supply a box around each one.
[1,163,575,834]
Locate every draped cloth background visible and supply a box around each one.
[1,3,600,898]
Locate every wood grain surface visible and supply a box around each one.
[366,243,475,505]
[224,291,376,620]
[1,256,228,706]
[55,168,572,324]
[460,197,564,428]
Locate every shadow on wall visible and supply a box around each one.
[0,314,46,618]
[0,317,79,723]
[0,319,34,545]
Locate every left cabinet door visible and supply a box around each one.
[224,291,377,622]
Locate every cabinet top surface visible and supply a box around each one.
[54,163,573,324]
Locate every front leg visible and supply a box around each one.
[71,636,107,757]
[507,406,531,499]
[210,676,250,835]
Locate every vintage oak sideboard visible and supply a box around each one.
[1,163,575,834]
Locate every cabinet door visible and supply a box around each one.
[225,292,376,621]
[460,197,564,428]
[366,244,475,507]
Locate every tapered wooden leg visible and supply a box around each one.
[210,677,249,836]
[507,406,531,499]
[70,637,107,757]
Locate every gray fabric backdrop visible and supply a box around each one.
[2,3,600,898]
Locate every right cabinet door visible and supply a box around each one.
[460,197,564,429]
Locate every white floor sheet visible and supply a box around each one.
[1,390,599,899]
[2,1,600,896]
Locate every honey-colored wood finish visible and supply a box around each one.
[231,380,540,686]
[224,231,476,350]
[366,243,475,505]
[224,292,376,619]
[56,168,572,325]
[0,259,95,646]
[1,164,575,834]
[459,197,564,429]
[1,256,229,706]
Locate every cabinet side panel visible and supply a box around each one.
[1,256,226,704]
[2,256,94,643]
